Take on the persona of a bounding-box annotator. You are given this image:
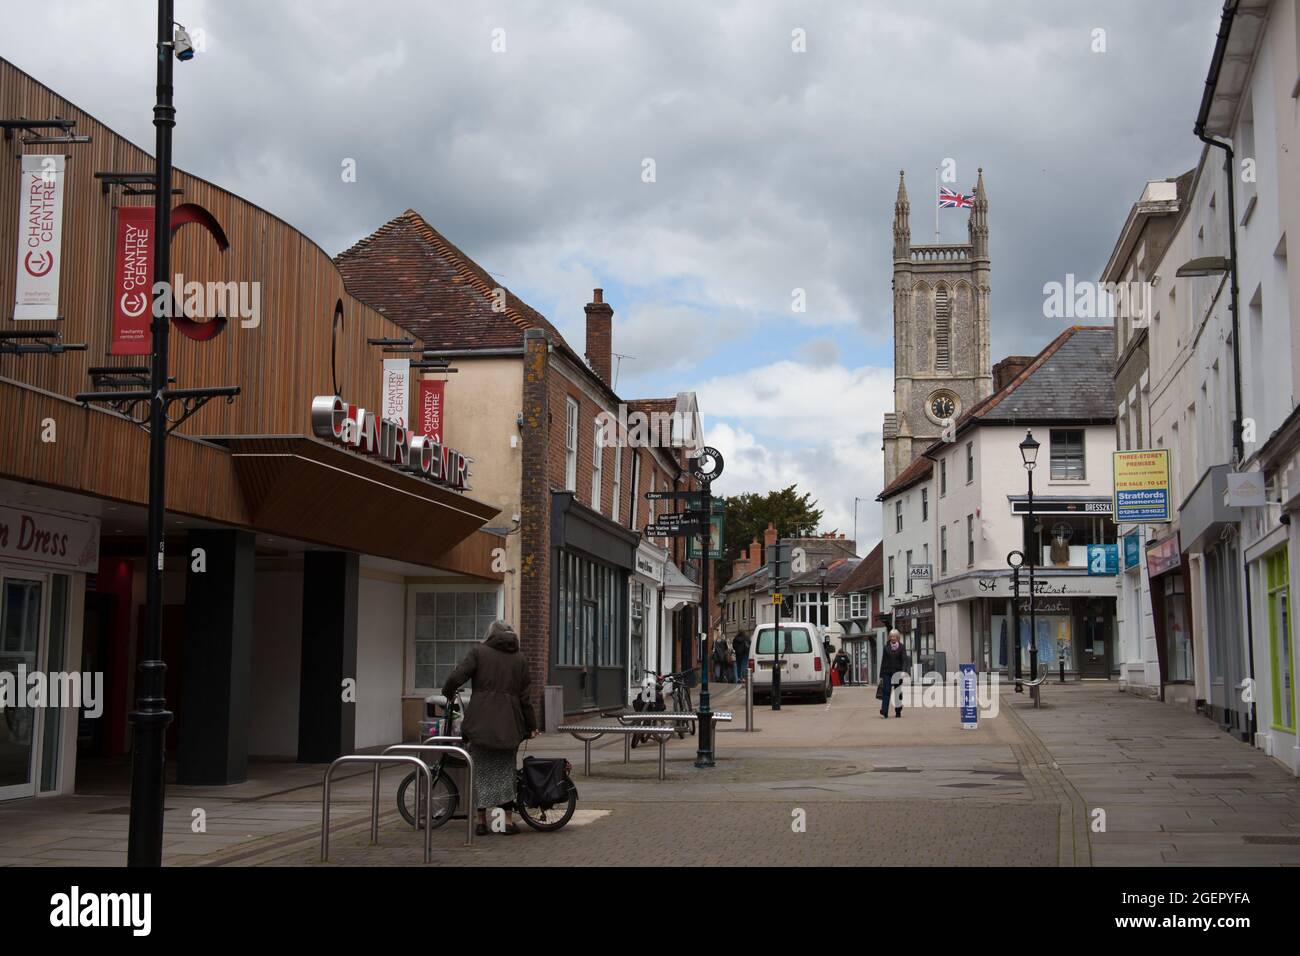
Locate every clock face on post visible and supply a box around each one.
[928,392,957,423]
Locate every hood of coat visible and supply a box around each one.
[483,620,519,653]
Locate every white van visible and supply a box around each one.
[747,622,832,703]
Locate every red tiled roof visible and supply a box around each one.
[835,541,882,596]
[877,453,933,500]
[334,209,574,353]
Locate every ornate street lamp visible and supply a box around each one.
[1019,431,1040,693]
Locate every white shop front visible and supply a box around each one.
[628,540,666,702]
[934,569,1120,678]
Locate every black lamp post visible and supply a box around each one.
[1019,430,1040,688]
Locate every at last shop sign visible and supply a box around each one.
[1113,449,1172,523]
[311,394,473,492]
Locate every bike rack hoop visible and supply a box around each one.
[381,743,476,848]
[321,754,434,863]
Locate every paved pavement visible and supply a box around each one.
[1,679,1297,866]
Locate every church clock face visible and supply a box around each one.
[927,391,958,424]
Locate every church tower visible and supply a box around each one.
[882,169,993,484]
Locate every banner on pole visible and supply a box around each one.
[13,155,67,320]
[417,379,445,443]
[110,206,155,354]
[382,359,410,428]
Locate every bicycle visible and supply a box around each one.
[396,751,579,832]
[395,694,578,832]
[631,669,695,745]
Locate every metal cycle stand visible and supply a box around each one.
[381,743,476,847]
[322,755,434,863]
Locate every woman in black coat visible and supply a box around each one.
[442,620,539,835]
[878,629,911,719]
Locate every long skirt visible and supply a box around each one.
[467,743,518,810]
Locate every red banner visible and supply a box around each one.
[111,206,154,355]
[418,379,444,443]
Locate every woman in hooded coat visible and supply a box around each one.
[442,620,539,835]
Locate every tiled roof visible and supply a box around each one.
[878,453,933,500]
[925,327,1116,457]
[335,209,570,352]
[835,541,882,595]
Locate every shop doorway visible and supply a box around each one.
[1079,598,1112,678]
[0,569,71,800]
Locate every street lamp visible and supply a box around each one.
[1019,430,1040,693]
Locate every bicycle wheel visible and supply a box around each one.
[516,778,578,832]
[396,767,458,830]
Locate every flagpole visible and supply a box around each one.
[934,166,940,242]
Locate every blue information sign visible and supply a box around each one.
[1087,544,1119,575]
[1123,532,1140,570]
[959,663,978,729]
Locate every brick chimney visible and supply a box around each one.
[763,523,778,561]
[585,288,613,386]
[993,355,1035,392]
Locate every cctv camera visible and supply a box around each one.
[174,25,196,61]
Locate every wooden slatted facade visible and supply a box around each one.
[0,57,501,579]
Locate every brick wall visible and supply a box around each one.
[519,330,552,722]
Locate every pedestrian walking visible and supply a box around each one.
[878,629,910,719]
[725,637,737,682]
[441,620,539,836]
[833,646,850,686]
[733,630,751,683]
[712,635,729,681]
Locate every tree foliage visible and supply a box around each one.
[720,485,826,583]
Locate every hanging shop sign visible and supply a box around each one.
[111,206,154,354]
[1225,471,1266,507]
[0,504,99,572]
[1123,532,1141,570]
[311,394,472,492]
[418,379,445,443]
[382,359,410,428]
[1086,544,1119,576]
[13,155,67,320]
[1145,534,1181,578]
[1113,449,1172,523]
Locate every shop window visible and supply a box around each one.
[630,582,646,686]
[554,550,626,670]
[1267,552,1294,730]
[412,589,501,691]
[1164,574,1193,683]
[1022,513,1116,567]
[1049,429,1085,480]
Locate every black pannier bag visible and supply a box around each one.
[520,756,568,806]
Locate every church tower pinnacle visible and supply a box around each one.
[893,170,911,260]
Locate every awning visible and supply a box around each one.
[662,560,702,611]
[228,436,502,578]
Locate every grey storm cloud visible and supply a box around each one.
[0,0,1223,540]
[1,0,1221,376]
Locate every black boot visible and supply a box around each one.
[895,707,902,717]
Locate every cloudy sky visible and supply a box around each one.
[2,0,1222,545]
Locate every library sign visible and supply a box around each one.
[311,394,473,492]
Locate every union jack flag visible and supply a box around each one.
[939,187,974,209]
